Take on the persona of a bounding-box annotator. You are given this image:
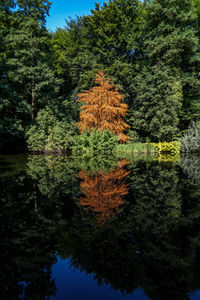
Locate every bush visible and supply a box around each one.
[181,121,200,153]
[153,141,180,155]
[72,129,118,155]
[26,107,78,152]
[45,123,77,152]
[181,154,200,184]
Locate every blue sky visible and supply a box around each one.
[46,0,108,32]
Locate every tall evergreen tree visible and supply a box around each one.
[193,0,200,39]
[16,0,51,25]
[131,0,200,141]
[130,64,183,141]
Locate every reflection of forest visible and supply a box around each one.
[1,155,200,300]
[181,154,200,184]
[68,161,200,300]
[78,160,130,224]
[0,171,58,299]
[0,155,79,299]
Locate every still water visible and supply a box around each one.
[1,153,200,300]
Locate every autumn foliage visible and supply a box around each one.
[78,160,130,225]
[76,71,130,143]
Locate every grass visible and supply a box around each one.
[114,143,157,162]
[114,142,181,163]
[115,143,157,154]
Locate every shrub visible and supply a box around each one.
[72,129,118,155]
[153,141,181,155]
[26,107,78,152]
[181,121,200,153]
[155,152,180,163]
[181,154,200,184]
[45,122,78,152]
[26,125,46,152]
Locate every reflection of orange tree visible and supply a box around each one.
[78,160,130,225]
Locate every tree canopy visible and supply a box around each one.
[0,0,200,151]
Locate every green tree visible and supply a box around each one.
[26,105,78,152]
[0,0,60,151]
[6,16,58,120]
[16,0,51,25]
[82,0,144,98]
[130,64,183,141]
[131,0,200,140]
[52,17,99,100]
[52,0,144,101]
[0,1,22,150]
[193,0,200,37]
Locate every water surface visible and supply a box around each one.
[1,154,200,300]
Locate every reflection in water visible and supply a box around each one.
[181,154,200,184]
[78,160,130,225]
[1,155,200,299]
[0,170,58,299]
[67,160,200,300]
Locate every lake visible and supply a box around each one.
[1,153,200,300]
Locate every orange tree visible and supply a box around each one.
[76,71,130,143]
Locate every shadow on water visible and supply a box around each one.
[1,153,200,299]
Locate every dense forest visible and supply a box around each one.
[0,0,200,153]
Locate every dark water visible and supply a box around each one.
[1,153,200,300]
